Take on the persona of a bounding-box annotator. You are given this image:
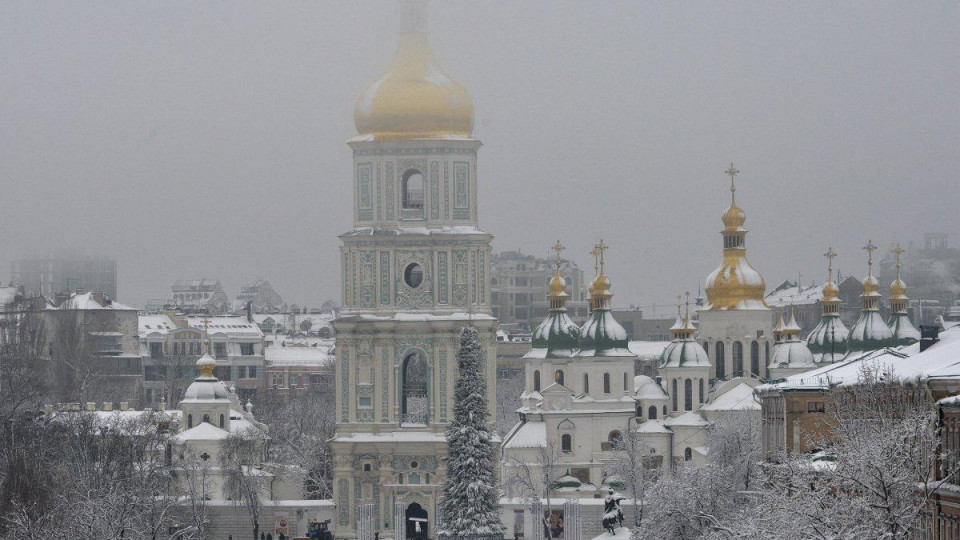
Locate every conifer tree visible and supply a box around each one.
[438,326,504,538]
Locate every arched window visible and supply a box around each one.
[402,352,429,424]
[733,341,743,376]
[671,379,678,411]
[765,341,770,367]
[648,406,657,420]
[533,370,541,391]
[662,405,667,416]
[623,372,628,392]
[561,434,572,452]
[684,447,692,461]
[608,430,623,449]
[751,341,760,377]
[603,373,611,394]
[702,341,709,359]
[699,379,705,404]
[715,342,725,379]
[583,373,589,394]
[684,379,693,411]
[402,170,424,210]
[187,414,193,428]
[219,414,225,428]
[202,413,210,424]
[554,370,564,386]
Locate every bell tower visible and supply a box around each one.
[330,2,497,538]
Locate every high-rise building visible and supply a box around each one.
[329,3,497,538]
[11,255,118,300]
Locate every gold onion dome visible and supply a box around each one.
[705,164,768,311]
[549,274,568,298]
[530,242,580,358]
[354,0,474,140]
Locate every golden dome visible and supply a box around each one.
[822,278,840,302]
[890,278,907,300]
[721,200,747,233]
[548,274,568,298]
[354,2,474,141]
[593,273,612,296]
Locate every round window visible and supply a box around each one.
[410,461,419,469]
[404,263,424,288]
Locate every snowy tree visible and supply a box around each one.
[221,427,272,540]
[604,432,660,527]
[438,326,504,539]
[503,441,565,540]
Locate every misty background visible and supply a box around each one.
[1,1,958,314]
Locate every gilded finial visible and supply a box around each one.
[595,239,609,274]
[892,244,905,277]
[201,314,211,356]
[684,291,691,322]
[863,239,877,275]
[589,246,600,276]
[725,163,740,202]
[552,240,565,271]
[676,295,682,318]
[824,247,837,279]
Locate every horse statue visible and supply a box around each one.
[601,490,625,535]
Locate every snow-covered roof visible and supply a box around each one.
[503,421,547,449]
[185,316,263,339]
[761,325,960,391]
[633,419,671,434]
[139,314,177,335]
[633,375,668,400]
[264,346,333,367]
[53,292,135,311]
[701,382,761,411]
[175,421,230,442]
[663,412,709,427]
[765,283,823,307]
[628,341,670,360]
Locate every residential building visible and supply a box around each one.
[234,278,286,313]
[491,250,589,332]
[167,279,230,314]
[139,312,265,407]
[263,337,335,396]
[11,255,118,300]
[45,290,142,406]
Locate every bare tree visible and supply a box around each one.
[503,440,565,540]
[221,427,272,540]
[603,430,660,527]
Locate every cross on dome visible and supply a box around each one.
[892,244,905,272]
[551,240,565,269]
[595,239,609,273]
[863,239,877,269]
[824,247,837,274]
[725,162,740,200]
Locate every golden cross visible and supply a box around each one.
[863,239,877,268]
[676,295,682,317]
[595,239,609,272]
[589,247,600,276]
[684,291,691,320]
[724,163,739,197]
[551,240,565,267]
[824,247,837,277]
[892,244,905,272]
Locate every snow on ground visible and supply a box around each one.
[591,526,632,540]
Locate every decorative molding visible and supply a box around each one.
[385,162,395,220]
[341,349,350,422]
[452,251,468,307]
[438,347,448,423]
[352,147,476,157]
[395,250,433,310]
[338,478,350,525]
[443,161,450,220]
[391,455,439,473]
[437,252,448,305]
[381,346,391,422]
[453,161,469,210]
[430,161,440,220]
[360,251,376,309]
[379,251,391,306]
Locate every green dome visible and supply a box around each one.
[888,312,920,347]
[531,311,581,358]
[578,310,631,356]
[846,311,893,359]
[807,315,848,364]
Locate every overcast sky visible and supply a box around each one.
[1,1,958,315]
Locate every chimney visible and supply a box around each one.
[246,301,253,323]
[54,292,70,307]
[103,402,113,411]
[120,401,129,411]
[920,325,940,353]
[85,402,96,412]
[91,291,105,306]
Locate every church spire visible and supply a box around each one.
[807,247,848,364]
[529,241,580,358]
[887,244,920,347]
[846,240,894,358]
[578,241,630,357]
[704,164,768,310]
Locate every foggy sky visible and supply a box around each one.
[2,1,958,315]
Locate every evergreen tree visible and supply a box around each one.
[438,326,505,538]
